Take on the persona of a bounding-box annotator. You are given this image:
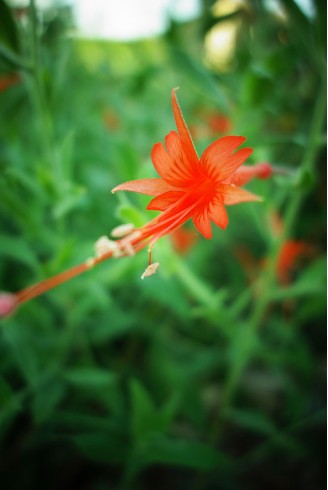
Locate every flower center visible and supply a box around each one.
[191,174,217,204]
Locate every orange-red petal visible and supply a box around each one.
[222,185,262,205]
[220,148,253,181]
[193,195,228,237]
[151,137,199,187]
[209,197,229,229]
[165,131,181,157]
[112,178,172,196]
[147,191,184,211]
[277,241,309,284]
[226,163,272,186]
[192,209,212,239]
[171,88,199,167]
[201,136,245,168]
[200,136,253,181]
[170,227,198,254]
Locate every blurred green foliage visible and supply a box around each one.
[0,0,326,489]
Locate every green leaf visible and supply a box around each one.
[130,381,183,449]
[0,377,23,443]
[59,130,75,180]
[72,433,128,463]
[226,408,276,435]
[271,256,326,301]
[279,0,322,70]
[270,282,324,301]
[54,410,121,432]
[52,184,86,219]
[297,255,326,284]
[0,44,28,71]
[1,321,40,385]
[64,368,117,388]
[0,0,19,53]
[31,379,66,423]
[293,168,315,191]
[5,167,44,199]
[228,323,259,365]
[0,235,40,271]
[170,48,230,112]
[116,203,146,227]
[130,379,157,440]
[146,437,227,470]
[175,259,224,310]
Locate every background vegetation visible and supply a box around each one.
[0,0,326,488]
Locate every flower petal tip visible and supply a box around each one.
[111,185,124,193]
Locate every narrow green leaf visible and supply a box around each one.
[31,380,66,423]
[226,408,276,435]
[53,184,86,219]
[170,48,230,112]
[271,257,326,301]
[147,437,227,470]
[0,235,40,271]
[130,379,156,440]
[0,0,19,53]
[116,204,147,227]
[54,410,121,432]
[64,368,117,388]
[72,433,128,463]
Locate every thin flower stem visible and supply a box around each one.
[0,191,205,316]
[13,205,196,308]
[15,251,113,306]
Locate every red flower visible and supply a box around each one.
[237,211,312,286]
[208,113,232,134]
[112,89,270,243]
[269,211,310,284]
[170,226,198,254]
[190,111,232,139]
[0,89,273,316]
[0,73,20,92]
[277,240,310,285]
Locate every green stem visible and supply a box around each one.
[230,76,325,421]
[195,78,326,490]
[174,259,218,309]
[0,45,31,71]
[28,0,63,197]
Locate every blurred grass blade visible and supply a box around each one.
[0,0,19,53]
[0,235,40,271]
[146,437,228,470]
[170,48,230,112]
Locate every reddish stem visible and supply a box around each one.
[15,250,114,307]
